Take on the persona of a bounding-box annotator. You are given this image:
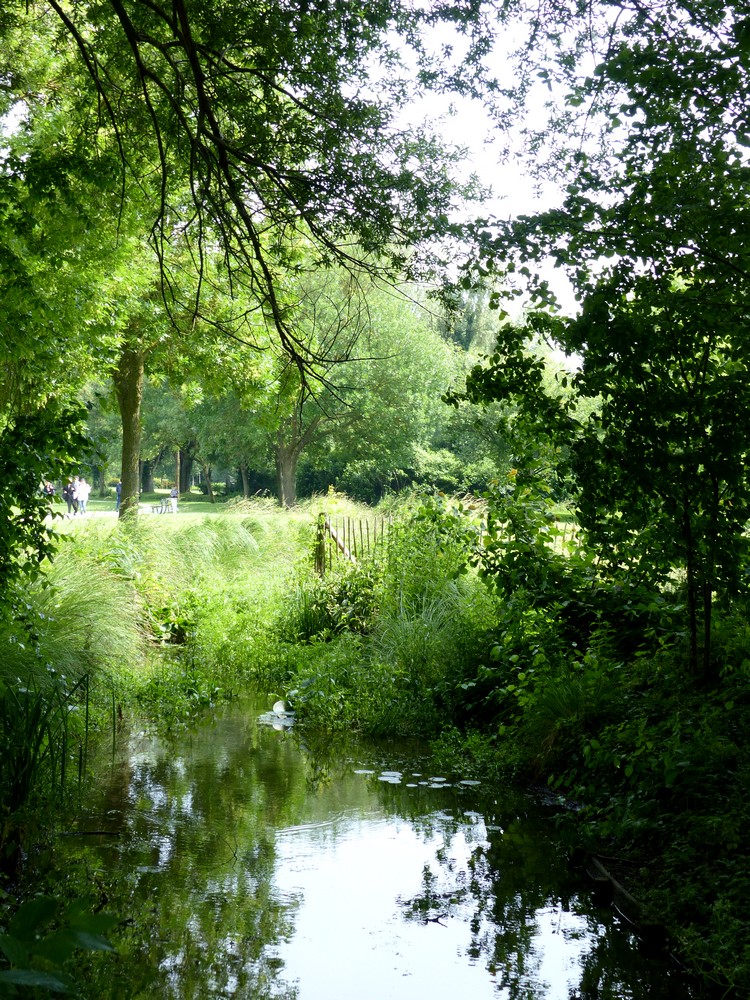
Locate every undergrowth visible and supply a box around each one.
[3,486,750,996]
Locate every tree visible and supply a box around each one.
[7,0,496,370]
[456,2,750,678]
[0,26,133,569]
[267,271,458,506]
[2,1,496,525]
[0,405,86,613]
[179,390,275,498]
[162,265,459,507]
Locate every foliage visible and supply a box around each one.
[0,406,87,609]
[1,0,497,523]
[0,895,117,996]
[0,535,149,864]
[429,726,516,783]
[0,666,90,850]
[277,565,380,643]
[391,485,750,995]
[461,290,750,678]
[456,3,750,678]
[5,492,750,995]
[4,0,496,374]
[188,268,462,507]
[274,492,500,735]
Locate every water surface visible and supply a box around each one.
[61,703,693,999]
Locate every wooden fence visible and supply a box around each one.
[313,508,579,575]
[314,512,392,575]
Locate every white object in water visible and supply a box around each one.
[273,700,287,716]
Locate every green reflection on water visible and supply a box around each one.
[57,703,692,999]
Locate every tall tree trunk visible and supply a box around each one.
[175,449,181,497]
[274,409,321,508]
[141,458,154,493]
[93,462,106,496]
[239,462,250,498]
[179,441,199,492]
[113,344,145,519]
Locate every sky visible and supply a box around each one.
[393,23,580,318]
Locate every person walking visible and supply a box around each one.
[77,477,91,515]
[62,478,76,515]
[115,480,122,511]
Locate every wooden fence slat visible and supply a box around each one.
[315,512,394,574]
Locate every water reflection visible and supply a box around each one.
[60,704,692,999]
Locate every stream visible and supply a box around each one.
[58,700,695,999]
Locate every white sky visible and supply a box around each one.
[391,42,579,318]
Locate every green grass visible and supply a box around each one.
[49,492,381,715]
[0,493,383,852]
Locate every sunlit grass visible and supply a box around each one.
[45,494,380,720]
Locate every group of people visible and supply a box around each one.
[45,477,178,515]
[62,476,91,516]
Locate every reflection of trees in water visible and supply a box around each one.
[62,715,691,999]
[65,715,307,998]
[394,793,690,1000]
[397,832,556,999]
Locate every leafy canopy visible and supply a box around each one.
[455,1,750,676]
[8,0,498,369]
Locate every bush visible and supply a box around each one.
[276,493,500,735]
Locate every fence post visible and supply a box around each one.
[315,512,326,575]
[315,512,395,572]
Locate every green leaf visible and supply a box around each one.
[70,931,115,954]
[0,968,72,992]
[0,933,29,967]
[9,897,58,939]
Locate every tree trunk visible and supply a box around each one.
[274,409,321,508]
[201,460,215,502]
[275,439,299,507]
[94,463,107,496]
[113,344,145,519]
[239,463,250,498]
[141,458,154,493]
[175,449,181,498]
[179,442,199,493]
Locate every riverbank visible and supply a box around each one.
[2,491,748,996]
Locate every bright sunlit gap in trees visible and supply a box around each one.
[389,18,583,322]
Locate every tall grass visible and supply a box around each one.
[1,501,313,852]
[370,585,465,681]
[47,496,358,713]
[273,493,501,735]
[0,548,148,859]
[32,557,146,675]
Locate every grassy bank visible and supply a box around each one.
[253,490,750,998]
